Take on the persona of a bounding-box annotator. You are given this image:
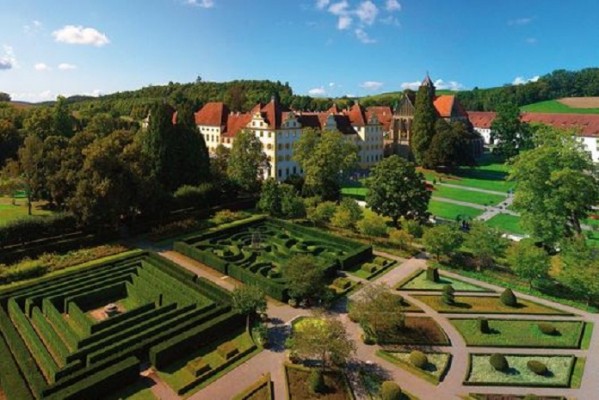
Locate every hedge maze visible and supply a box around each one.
[0,252,243,400]
[174,217,373,301]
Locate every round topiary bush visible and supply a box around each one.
[479,318,490,334]
[380,381,402,400]
[308,369,326,394]
[538,323,557,336]
[500,288,518,307]
[426,267,440,282]
[409,350,428,369]
[442,285,455,305]
[489,353,509,372]
[527,360,548,376]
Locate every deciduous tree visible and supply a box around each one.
[422,224,464,260]
[491,103,532,158]
[507,239,550,289]
[227,129,268,192]
[349,283,405,342]
[281,254,327,302]
[231,285,267,331]
[464,223,509,270]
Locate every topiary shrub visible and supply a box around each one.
[489,353,509,372]
[442,284,455,305]
[479,317,490,334]
[426,267,440,282]
[500,288,517,307]
[380,381,402,400]
[409,350,428,369]
[527,360,548,376]
[538,323,557,336]
[309,369,326,394]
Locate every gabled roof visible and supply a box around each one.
[347,103,367,126]
[194,102,229,126]
[367,106,393,131]
[433,95,467,119]
[222,112,252,138]
[467,111,495,129]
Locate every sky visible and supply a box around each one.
[1,0,599,102]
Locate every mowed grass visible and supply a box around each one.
[485,213,526,235]
[431,185,506,206]
[411,294,568,315]
[378,351,450,384]
[398,271,490,292]
[466,355,576,387]
[428,200,483,221]
[451,319,586,348]
[521,99,599,114]
[0,197,53,226]
[379,316,450,346]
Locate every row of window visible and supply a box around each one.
[277,166,301,179]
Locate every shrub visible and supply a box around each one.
[401,218,423,238]
[380,381,402,400]
[426,267,440,282]
[308,369,326,394]
[409,350,428,369]
[527,360,548,375]
[308,201,336,225]
[361,263,379,274]
[388,228,413,250]
[212,209,245,225]
[489,353,509,371]
[149,218,205,241]
[217,341,240,360]
[442,284,455,305]
[500,288,517,307]
[333,277,352,290]
[331,198,363,230]
[357,213,388,237]
[173,183,216,209]
[479,318,490,334]
[538,323,557,335]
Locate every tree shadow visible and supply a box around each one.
[267,324,291,353]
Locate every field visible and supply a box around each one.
[411,294,568,315]
[521,98,599,114]
[427,200,483,221]
[431,185,506,206]
[0,197,53,227]
[174,217,372,301]
[0,252,243,400]
[484,214,525,235]
[465,354,576,387]
[451,319,587,348]
[397,271,490,292]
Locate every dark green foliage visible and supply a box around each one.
[500,288,518,307]
[411,80,438,165]
[0,333,34,400]
[0,213,77,248]
[527,360,548,375]
[491,103,532,158]
[426,267,440,282]
[365,155,430,226]
[174,103,210,185]
[174,183,217,209]
[479,318,490,334]
[308,369,326,394]
[258,179,305,219]
[489,353,509,371]
[538,323,558,336]
[442,284,455,305]
[227,130,268,193]
[409,350,428,369]
[380,381,402,400]
[422,224,464,260]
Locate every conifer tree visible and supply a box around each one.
[411,79,438,165]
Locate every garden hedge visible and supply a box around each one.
[0,333,34,400]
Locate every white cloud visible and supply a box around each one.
[58,63,77,70]
[355,1,378,25]
[380,15,400,26]
[508,17,533,26]
[329,82,336,87]
[512,75,540,85]
[10,90,55,102]
[401,78,465,91]
[0,45,16,70]
[52,25,110,47]
[360,81,383,91]
[386,0,401,11]
[525,37,538,45]
[328,1,349,15]
[355,28,376,44]
[400,81,421,90]
[34,63,51,71]
[308,87,327,97]
[316,0,330,9]
[337,15,352,30]
[186,0,215,7]
[23,20,42,34]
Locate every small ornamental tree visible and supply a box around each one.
[380,381,402,400]
[388,228,413,251]
[500,288,518,307]
[409,350,428,369]
[507,239,550,289]
[489,353,509,372]
[527,360,548,376]
[479,318,490,334]
[426,267,440,282]
[231,285,267,331]
[442,284,455,305]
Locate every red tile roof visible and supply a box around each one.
[347,103,367,126]
[222,112,252,138]
[194,102,229,126]
[467,111,599,137]
[367,106,393,131]
[433,95,467,118]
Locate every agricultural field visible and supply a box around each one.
[484,214,525,236]
[451,319,589,348]
[521,98,599,114]
[0,196,53,227]
[0,252,243,400]
[174,217,372,301]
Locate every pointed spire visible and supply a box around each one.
[422,72,433,87]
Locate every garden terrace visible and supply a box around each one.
[0,252,243,400]
[174,217,372,301]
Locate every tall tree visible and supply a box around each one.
[53,96,74,137]
[424,120,474,169]
[227,129,268,192]
[348,284,405,342]
[23,107,55,139]
[175,103,210,185]
[0,118,22,167]
[411,81,437,165]
[281,254,328,302]
[464,223,509,270]
[558,238,599,305]
[509,126,599,245]
[507,239,550,289]
[365,155,430,226]
[422,224,464,260]
[231,285,267,331]
[491,103,532,158]
[293,128,358,200]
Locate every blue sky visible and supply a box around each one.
[1,0,599,102]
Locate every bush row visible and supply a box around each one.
[42,298,80,349]
[63,281,128,314]
[31,306,70,364]
[90,302,155,334]
[135,268,193,307]
[0,332,35,400]
[228,263,288,301]
[175,241,229,274]
[67,302,93,336]
[0,213,78,248]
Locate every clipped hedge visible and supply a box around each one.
[0,213,77,247]
[228,263,288,301]
[67,302,93,335]
[31,306,71,362]
[89,302,156,334]
[489,353,509,372]
[174,241,229,274]
[42,298,80,349]
[0,332,34,400]
[217,341,240,360]
[527,360,548,375]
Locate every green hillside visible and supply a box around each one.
[520,99,599,114]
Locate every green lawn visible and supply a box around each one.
[466,354,576,387]
[428,200,483,221]
[412,294,569,315]
[521,99,599,114]
[485,214,526,235]
[451,319,586,348]
[0,197,53,227]
[397,270,490,292]
[377,350,450,385]
[431,185,506,206]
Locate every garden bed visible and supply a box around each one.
[232,373,273,400]
[345,257,397,281]
[378,316,450,346]
[411,295,569,315]
[397,270,490,292]
[450,319,587,348]
[464,354,576,387]
[284,364,354,400]
[377,350,451,385]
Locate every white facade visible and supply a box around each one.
[473,127,493,145]
[579,135,599,163]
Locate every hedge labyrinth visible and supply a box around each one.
[175,217,372,301]
[0,252,243,400]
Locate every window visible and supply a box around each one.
[293,166,297,174]
[268,132,272,138]
[267,144,272,150]
[286,168,289,177]
[285,155,291,161]
[277,155,283,162]
[278,169,282,178]
[278,143,283,151]
[285,143,290,150]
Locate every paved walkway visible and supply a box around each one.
[430,181,509,197]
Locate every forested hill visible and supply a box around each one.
[456,67,599,111]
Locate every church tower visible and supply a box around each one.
[421,73,436,99]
